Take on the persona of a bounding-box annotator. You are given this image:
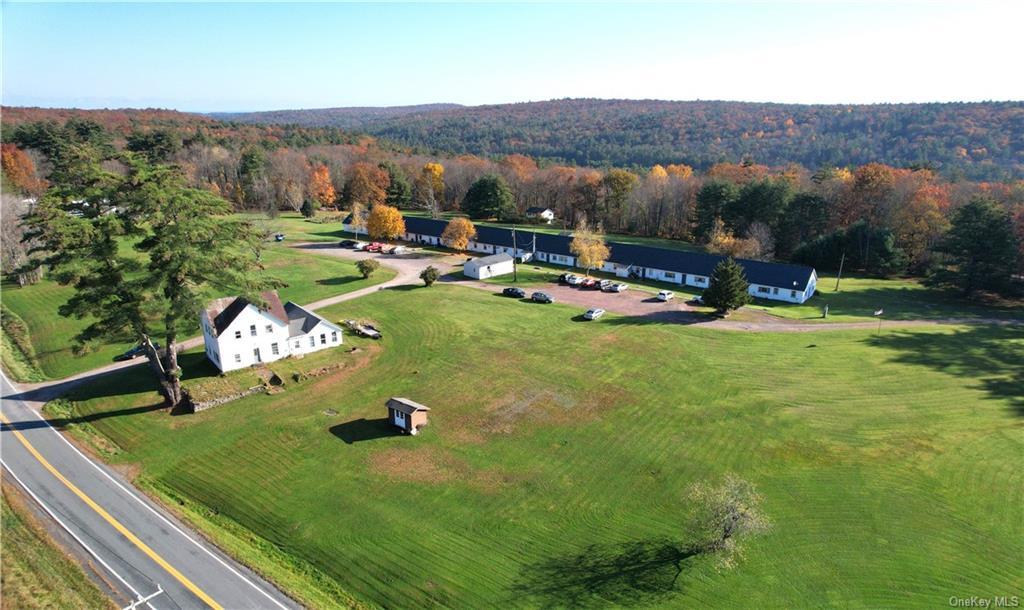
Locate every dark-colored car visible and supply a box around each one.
[531,291,554,303]
[503,287,527,298]
[338,239,358,248]
[558,273,573,284]
[115,342,159,361]
[274,233,285,242]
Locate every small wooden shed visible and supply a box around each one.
[386,397,430,435]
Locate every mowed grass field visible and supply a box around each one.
[58,285,1023,608]
[0,244,394,380]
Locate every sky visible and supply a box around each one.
[3,1,1022,112]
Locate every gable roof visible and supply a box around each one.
[402,215,816,291]
[386,397,430,415]
[206,290,287,337]
[467,252,514,267]
[526,206,553,214]
[284,302,342,338]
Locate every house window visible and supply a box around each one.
[265,324,273,334]
[235,330,242,339]
[271,342,279,355]
[250,324,257,336]
[309,336,316,347]
[320,333,327,345]
[294,340,301,349]
[772,287,779,295]
[791,290,797,298]
[234,353,241,363]
[757,286,770,294]
[331,331,338,342]
[664,272,676,280]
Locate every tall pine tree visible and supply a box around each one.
[703,257,751,315]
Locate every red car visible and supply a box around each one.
[580,278,599,289]
[365,242,384,253]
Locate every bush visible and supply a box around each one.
[420,266,440,287]
[356,259,380,279]
[1,303,39,369]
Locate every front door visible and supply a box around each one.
[253,347,261,363]
[394,410,406,429]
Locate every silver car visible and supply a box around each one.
[583,308,605,320]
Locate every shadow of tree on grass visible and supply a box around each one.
[510,539,700,608]
[868,324,1024,414]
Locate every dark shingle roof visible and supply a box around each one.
[526,206,552,214]
[284,302,340,338]
[402,216,816,291]
[207,290,288,336]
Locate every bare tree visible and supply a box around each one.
[268,149,310,212]
[1,194,43,286]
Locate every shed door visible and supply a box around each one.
[394,410,406,429]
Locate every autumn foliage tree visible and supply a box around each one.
[570,220,611,276]
[441,217,477,252]
[1,144,46,195]
[308,164,336,207]
[343,162,389,208]
[366,204,406,241]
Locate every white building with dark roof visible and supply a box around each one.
[200,290,343,373]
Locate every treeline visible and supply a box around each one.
[216,98,1024,181]
[3,110,1022,296]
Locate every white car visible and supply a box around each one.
[611,283,629,293]
[657,290,674,301]
[583,308,605,320]
[352,241,369,251]
[566,274,584,286]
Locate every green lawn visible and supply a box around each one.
[241,212,353,243]
[2,484,115,610]
[55,285,1023,608]
[0,245,393,380]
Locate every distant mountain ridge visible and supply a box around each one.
[210,103,463,130]
[214,98,1024,180]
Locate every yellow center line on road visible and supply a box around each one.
[0,412,223,610]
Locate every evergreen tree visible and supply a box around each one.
[381,161,412,208]
[929,198,1020,296]
[300,199,317,218]
[462,174,514,220]
[695,181,740,241]
[703,257,751,314]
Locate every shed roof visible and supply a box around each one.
[467,252,514,267]
[387,397,430,415]
[402,216,816,291]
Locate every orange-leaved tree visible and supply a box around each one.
[309,164,336,207]
[1,144,46,196]
[441,217,477,252]
[367,204,406,241]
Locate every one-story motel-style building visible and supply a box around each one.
[345,215,819,303]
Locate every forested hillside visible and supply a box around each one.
[210,104,462,130]
[216,99,1024,180]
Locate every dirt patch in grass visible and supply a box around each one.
[368,447,466,484]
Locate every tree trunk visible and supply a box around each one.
[162,333,184,407]
[141,335,177,406]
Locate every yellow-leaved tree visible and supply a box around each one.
[441,217,477,252]
[570,220,611,276]
[367,204,406,241]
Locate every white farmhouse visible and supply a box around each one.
[525,207,556,224]
[200,291,343,373]
[463,253,514,280]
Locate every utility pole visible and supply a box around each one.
[834,251,846,292]
[512,225,518,283]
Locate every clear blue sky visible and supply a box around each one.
[3,2,1022,112]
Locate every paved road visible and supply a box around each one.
[1,371,299,610]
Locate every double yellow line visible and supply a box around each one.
[0,412,223,610]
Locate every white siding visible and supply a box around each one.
[464,257,515,279]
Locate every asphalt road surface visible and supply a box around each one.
[1,371,299,610]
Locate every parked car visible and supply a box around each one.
[338,239,358,248]
[611,283,629,293]
[531,291,554,303]
[502,287,526,298]
[558,273,573,284]
[657,290,674,301]
[580,278,598,289]
[365,242,384,253]
[598,279,613,290]
[583,308,605,320]
[689,294,704,305]
[343,319,382,339]
[352,241,369,251]
[566,274,584,286]
[115,342,160,361]
[274,233,285,242]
